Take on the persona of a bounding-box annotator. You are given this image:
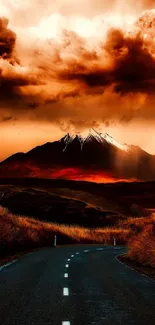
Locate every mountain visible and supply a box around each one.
[0,129,155,182]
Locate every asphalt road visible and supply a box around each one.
[0,245,155,325]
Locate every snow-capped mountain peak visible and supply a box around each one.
[62,129,128,152]
[101,132,128,151]
[62,133,74,152]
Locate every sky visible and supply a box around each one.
[1,0,155,160]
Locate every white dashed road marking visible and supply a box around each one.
[63,287,69,296]
[96,248,104,251]
[62,322,70,325]
[65,264,69,268]
[0,260,17,272]
[64,273,68,278]
[67,258,70,261]
[76,252,79,255]
[71,255,74,257]
[84,250,89,252]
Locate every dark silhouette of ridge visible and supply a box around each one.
[0,129,155,181]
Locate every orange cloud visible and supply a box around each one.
[1,3,155,132]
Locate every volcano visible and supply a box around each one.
[0,129,155,182]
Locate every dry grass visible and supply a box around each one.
[117,214,155,269]
[0,206,130,259]
[128,222,155,268]
[1,204,155,269]
[118,214,155,233]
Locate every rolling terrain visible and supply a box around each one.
[0,179,153,228]
[1,178,155,279]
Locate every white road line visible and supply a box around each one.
[0,259,17,272]
[84,250,89,252]
[63,287,69,296]
[65,264,69,268]
[62,322,70,325]
[96,248,104,251]
[67,258,70,261]
[64,273,68,278]
[71,255,74,257]
[76,252,79,255]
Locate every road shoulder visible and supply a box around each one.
[117,253,155,281]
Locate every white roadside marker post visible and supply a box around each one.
[54,235,57,247]
[114,237,116,246]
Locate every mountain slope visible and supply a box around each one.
[0,129,155,181]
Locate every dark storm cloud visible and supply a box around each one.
[0,16,44,106]
[0,17,16,58]
[1,7,155,128]
[56,26,155,95]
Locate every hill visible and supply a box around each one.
[0,179,154,228]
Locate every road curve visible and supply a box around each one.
[0,245,155,325]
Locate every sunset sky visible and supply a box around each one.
[1,0,155,161]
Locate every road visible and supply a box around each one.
[0,245,155,325]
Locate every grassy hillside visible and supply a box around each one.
[1,179,155,275]
[0,185,123,228]
[128,221,155,268]
[1,203,155,278]
[0,206,130,260]
[0,180,153,229]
